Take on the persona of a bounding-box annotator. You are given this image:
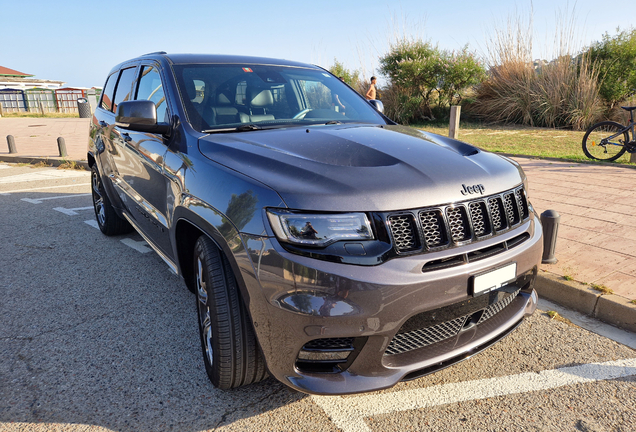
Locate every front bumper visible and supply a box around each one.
[238,215,543,395]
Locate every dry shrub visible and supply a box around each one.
[469,9,603,130]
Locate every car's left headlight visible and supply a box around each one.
[267,209,374,247]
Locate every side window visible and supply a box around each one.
[135,66,168,123]
[112,67,137,113]
[100,72,117,112]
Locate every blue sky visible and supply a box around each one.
[0,0,628,88]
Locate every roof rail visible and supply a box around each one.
[141,51,167,56]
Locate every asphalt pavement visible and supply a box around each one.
[0,162,634,431]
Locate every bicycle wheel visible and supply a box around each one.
[582,121,629,161]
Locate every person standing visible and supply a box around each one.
[365,76,377,100]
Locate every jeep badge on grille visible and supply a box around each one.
[461,184,485,195]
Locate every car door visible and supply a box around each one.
[115,63,173,257]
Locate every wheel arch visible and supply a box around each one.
[173,208,254,307]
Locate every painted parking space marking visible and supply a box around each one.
[0,169,89,184]
[84,221,151,253]
[311,358,636,432]
[22,193,91,204]
[84,220,99,230]
[0,183,90,195]
[53,206,94,216]
[120,238,151,253]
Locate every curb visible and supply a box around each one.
[535,272,636,333]
[0,155,89,170]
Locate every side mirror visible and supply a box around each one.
[368,99,384,114]
[115,100,170,135]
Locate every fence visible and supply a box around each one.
[25,88,57,113]
[0,87,102,115]
[55,88,87,114]
[0,89,27,113]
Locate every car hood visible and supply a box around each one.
[197,124,525,212]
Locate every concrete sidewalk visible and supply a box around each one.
[1,117,635,330]
[0,117,89,164]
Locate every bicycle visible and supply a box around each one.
[582,106,636,161]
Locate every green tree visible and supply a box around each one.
[587,28,636,108]
[328,59,361,90]
[378,39,485,123]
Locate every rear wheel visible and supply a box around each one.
[193,235,268,389]
[582,121,629,161]
[91,165,132,235]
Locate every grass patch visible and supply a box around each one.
[563,275,574,281]
[591,283,614,295]
[1,112,80,118]
[630,299,636,305]
[57,160,85,170]
[415,121,636,165]
[30,161,51,168]
[545,311,573,325]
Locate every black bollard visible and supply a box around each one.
[540,210,560,264]
[57,137,67,157]
[7,135,17,153]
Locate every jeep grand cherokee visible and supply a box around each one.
[88,52,543,395]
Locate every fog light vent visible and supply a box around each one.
[296,337,356,373]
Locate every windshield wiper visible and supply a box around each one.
[325,120,343,125]
[203,124,262,134]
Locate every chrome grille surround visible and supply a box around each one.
[387,186,530,254]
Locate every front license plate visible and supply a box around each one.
[472,262,517,295]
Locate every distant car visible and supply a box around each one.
[88,52,543,395]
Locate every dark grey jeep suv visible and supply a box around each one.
[88,52,543,395]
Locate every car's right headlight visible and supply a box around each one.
[266,209,374,247]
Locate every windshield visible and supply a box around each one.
[172,64,386,132]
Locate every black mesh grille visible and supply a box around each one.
[446,206,470,242]
[478,289,521,324]
[387,186,530,253]
[419,210,447,248]
[385,290,521,356]
[515,187,529,219]
[385,316,468,355]
[303,337,354,351]
[388,214,417,250]
[469,201,491,237]
[503,193,520,225]
[488,197,506,231]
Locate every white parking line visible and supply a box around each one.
[312,358,636,432]
[0,170,89,184]
[84,220,99,229]
[0,183,90,195]
[21,193,91,204]
[120,238,151,253]
[53,206,94,216]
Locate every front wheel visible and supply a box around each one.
[91,165,132,235]
[194,235,268,389]
[582,121,629,161]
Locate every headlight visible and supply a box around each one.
[267,210,374,247]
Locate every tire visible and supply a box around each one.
[91,164,133,236]
[582,121,629,161]
[193,235,268,389]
